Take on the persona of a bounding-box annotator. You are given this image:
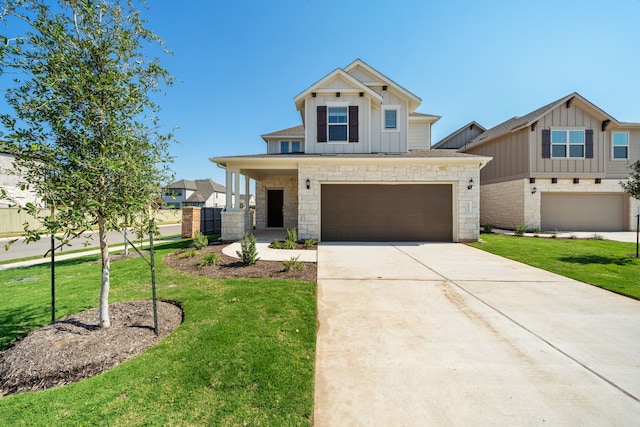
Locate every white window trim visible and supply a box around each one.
[280,140,290,153]
[280,140,302,153]
[326,101,350,144]
[550,128,586,159]
[611,131,629,161]
[381,105,400,133]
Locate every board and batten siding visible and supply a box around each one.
[370,90,408,153]
[530,104,605,176]
[606,128,640,178]
[437,126,484,149]
[466,130,529,183]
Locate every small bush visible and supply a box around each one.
[482,224,494,233]
[514,224,528,237]
[272,239,283,249]
[237,233,259,265]
[569,234,577,240]
[197,253,221,268]
[593,233,604,240]
[191,232,209,250]
[283,239,296,249]
[178,249,198,259]
[283,255,303,271]
[285,228,297,243]
[304,238,318,248]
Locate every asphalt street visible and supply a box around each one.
[0,224,181,262]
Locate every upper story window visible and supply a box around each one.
[551,130,584,158]
[279,140,302,153]
[382,105,400,131]
[328,107,348,141]
[612,132,628,159]
[317,105,358,143]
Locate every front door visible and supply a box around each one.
[267,189,284,228]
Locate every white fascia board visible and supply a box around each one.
[410,114,442,123]
[344,59,422,112]
[294,69,382,111]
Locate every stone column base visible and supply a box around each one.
[221,210,246,241]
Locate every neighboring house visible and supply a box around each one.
[162,179,227,209]
[0,150,41,208]
[211,59,491,242]
[457,93,640,232]
[432,121,486,150]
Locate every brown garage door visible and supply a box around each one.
[321,184,453,241]
[541,193,628,232]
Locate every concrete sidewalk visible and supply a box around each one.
[314,242,640,426]
[221,230,317,263]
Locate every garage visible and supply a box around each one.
[541,193,628,232]
[321,184,453,241]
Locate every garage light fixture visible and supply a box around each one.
[305,178,311,190]
[467,178,474,190]
[531,186,537,194]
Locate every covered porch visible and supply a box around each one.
[210,155,301,241]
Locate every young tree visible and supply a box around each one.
[621,160,640,201]
[0,0,174,328]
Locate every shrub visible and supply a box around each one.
[178,249,198,259]
[191,232,209,250]
[514,224,528,237]
[304,238,318,248]
[283,255,303,271]
[197,253,221,268]
[482,224,494,233]
[271,239,283,249]
[593,233,604,240]
[236,233,259,265]
[283,239,296,249]
[285,228,297,243]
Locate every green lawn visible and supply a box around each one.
[469,233,640,299]
[0,240,316,425]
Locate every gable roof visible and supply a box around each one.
[343,59,422,112]
[261,125,305,142]
[432,121,485,149]
[462,92,620,150]
[167,179,226,201]
[293,67,382,112]
[167,179,197,190]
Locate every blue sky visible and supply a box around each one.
[5,0,640,187]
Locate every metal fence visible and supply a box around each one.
[200,207,222,235]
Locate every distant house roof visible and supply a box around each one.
[167,179,226,203]
[261,125,305,142]
[462,92,622,150]
[432,121,486,150]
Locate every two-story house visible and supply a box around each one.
[456,93,640,231]
[211,59,491,242]
[162,179,228,209]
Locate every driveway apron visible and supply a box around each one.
[314,242,640,426]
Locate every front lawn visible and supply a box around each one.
[0,241,316,425]
[469,233,640,299]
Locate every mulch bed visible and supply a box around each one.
[0,300,182,396]
[0,242,316,397]
[163,242,317,283]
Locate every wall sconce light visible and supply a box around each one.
[531,186,537,194]
[573,178,580,184]
[305,178,310,190]
[467,178,474,190]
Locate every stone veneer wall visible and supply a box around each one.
[482,178,639,231]
[479,180,526,230]
[297,162,481,242]
[221,210,246,241]
[255,176,298,230]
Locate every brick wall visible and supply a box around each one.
[181,207,201,238]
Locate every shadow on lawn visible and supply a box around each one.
[558,255,635,266]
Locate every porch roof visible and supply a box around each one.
[209,150,492,180]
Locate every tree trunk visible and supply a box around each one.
[123,228,129,256]
[98,215,111,328]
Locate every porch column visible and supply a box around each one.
[244,175,250,212]
[225,168,233,210]
[233,170,240,210]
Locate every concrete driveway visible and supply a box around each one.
[314,242,640,426]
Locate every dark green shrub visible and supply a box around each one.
[197,253,221,268]
[236,233,259,265]
[482,224,494,233]
[283,255,303,271]
[191,232,208,250]
[304,238,318,248]
[272,239,283,249]
[514,224,528,237]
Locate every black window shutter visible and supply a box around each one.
[317,106,327,142]
[348,106,358,143]
[585,129,594,158]
[542,129,551,158]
